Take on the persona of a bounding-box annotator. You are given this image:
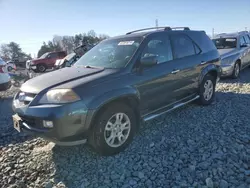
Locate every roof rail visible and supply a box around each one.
[126,27,169,35]
[126,26,190,35]
[170,27,190,31]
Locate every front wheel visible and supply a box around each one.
[37,64,46,73]
[197,74,216,105]
[231,62,240,79]
[89,103,136,156]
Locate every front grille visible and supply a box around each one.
[19,115,44,129]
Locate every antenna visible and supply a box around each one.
[155,19,158,30]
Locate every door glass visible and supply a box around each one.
[141,35,173,64]
[240,36,246,46]
[171,34,196,59]
[243,35,250,44]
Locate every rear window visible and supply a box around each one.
[188,32,217,53]
[212,38,237,49]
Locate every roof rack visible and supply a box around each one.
[126,26,190,35]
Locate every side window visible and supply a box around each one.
[47,53,57,59]
[240,36,246,46]
[244,35,250,44]
[59,52,66,57]
[171,34,196,59]
[140,35,173,64]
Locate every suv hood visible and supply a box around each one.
[218,48,236,58]
[21,66,104,93]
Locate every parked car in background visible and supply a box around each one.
[0,58,11,91]
[54,53,80,70]
[212,32,250,78]
[30,51,67,73]
[6,61,17,72]
[12,26,221,155]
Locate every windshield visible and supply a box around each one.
[64,53,76,61]
[74,37,142,68]
[212,38,237,49]
[39,52,49,59]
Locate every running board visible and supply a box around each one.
[143,95,200,122]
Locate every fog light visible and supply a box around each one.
[43,121,54,128]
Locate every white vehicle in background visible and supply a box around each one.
[6,61,17,72]
[0,58,11,91]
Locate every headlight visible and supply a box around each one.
[39,89,80,104]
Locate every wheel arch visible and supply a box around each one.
[87,89,141,132]
[198,64,220,85]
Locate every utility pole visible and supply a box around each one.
[212,28,215,39]
[155,19,158,29]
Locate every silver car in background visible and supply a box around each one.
[212,31,250,78]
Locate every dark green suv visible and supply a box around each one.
[12,27,221,155]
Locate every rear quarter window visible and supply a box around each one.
[188,32,217,53]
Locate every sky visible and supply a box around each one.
[0,0,250,56]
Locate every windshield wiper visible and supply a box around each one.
[84,65,102,69]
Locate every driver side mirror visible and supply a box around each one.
[140,55,158,67]
[240,43,249,48]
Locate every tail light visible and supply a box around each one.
[0,65,6,73]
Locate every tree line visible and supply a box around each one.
[0,30,109,62]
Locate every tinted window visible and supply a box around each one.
[171,34,196,59]
[140,35,173,64]
[48,53,58,58]
[244,35,250,44]
[240,36,246,46]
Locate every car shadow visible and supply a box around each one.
[51,91,250,188]
[0,98,32,147]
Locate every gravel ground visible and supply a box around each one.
[0,68,250,188]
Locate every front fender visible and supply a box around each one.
[86,86,140,110]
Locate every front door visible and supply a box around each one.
[132,33,188,114]
[239,36,249,68]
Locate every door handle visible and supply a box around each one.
[171,69,180,74]
[200,61,206,65]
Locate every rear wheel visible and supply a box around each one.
[231,62,240,79]
[197,74,216,105]
[37,64,46,73]
[89,103,136,156]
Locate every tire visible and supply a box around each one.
[197,74,216,105]
[37,64,46,73]
[231,62,240,79]
[7,66,13,72]
[89,103,136,156]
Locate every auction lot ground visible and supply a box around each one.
[0,68,250,188]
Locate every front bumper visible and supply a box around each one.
[12,95,94,146]
[221,64,234,77]
[0,81,11,91]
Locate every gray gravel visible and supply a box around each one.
[1,68,250,188]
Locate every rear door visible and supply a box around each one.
[168,33,201,101]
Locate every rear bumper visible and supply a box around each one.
[0,81,11,91]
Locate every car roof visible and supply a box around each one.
[214,31,250,39]
[106,27,204,40]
